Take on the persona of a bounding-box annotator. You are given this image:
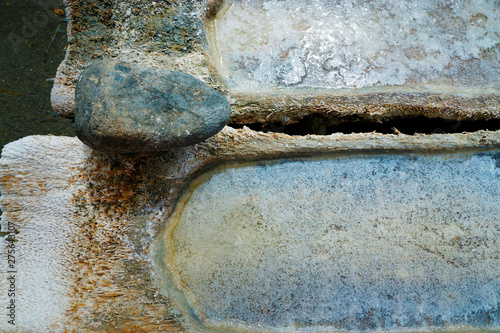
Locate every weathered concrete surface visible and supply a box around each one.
[1,129,500,332]
[0,136,187,333]
[23,1,500,332]
[51,0,500,125]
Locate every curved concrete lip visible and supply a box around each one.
[206,0,500,124]
[52,0,500,125]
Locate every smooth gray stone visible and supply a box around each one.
[75,59,231,153]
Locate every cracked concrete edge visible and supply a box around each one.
[50,0,81,118]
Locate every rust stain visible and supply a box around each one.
[66,151,184,332]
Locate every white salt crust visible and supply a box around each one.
[208,0,500,91]
[0,136,89,332]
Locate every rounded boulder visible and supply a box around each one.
[75,59,231,153]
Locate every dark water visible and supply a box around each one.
[0,0,75,152]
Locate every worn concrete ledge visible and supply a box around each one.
[1,129,500,332]
[51,0,500,124]
[230,91,500,125]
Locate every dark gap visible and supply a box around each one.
[232,116,500,136]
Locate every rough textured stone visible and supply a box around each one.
[75,59,231,153]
